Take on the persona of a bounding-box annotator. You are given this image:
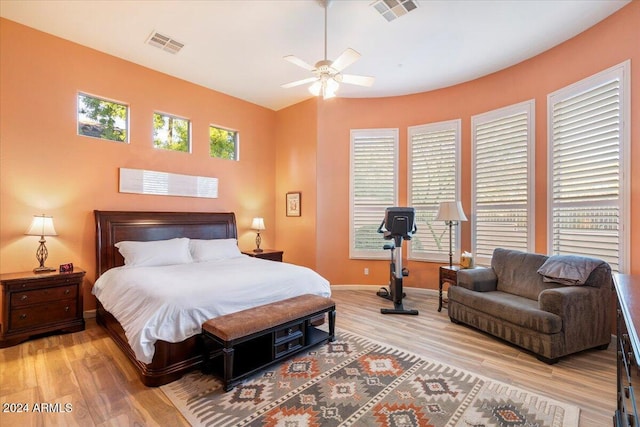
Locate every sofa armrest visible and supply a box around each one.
[538,286,598,317]
[456,268,497,292]
[539,285,612,353]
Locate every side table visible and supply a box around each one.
[242,249,283,262]
[438,265,462,312]
[0,268,86,347]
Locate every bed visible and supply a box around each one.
[93,210,330,386]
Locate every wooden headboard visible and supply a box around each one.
[94,210,237,277]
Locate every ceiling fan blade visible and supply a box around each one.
[281,77,318,89]
[331,48,361,72]
[340,74,375,87]
[283,55,315,71]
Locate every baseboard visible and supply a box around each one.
[83,309,96,319]
[330,284,438,297]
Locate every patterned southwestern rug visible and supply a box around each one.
[161,331,579,427]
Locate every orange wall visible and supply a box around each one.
[274,99,318,267]
[0,19,277,308]
[306,1,640,286]
[1,1,639,316]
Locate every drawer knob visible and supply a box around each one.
[20,295,28,301]
[287,342,294,349]
[287,328,294,335]
[64,306,70,312]
[64,289,70,295]
[19,314,27,320]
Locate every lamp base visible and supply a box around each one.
[253,248,264,253]
[33,266,56,274]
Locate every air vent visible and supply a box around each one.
[146,31,184,54]
[371,0,418,22]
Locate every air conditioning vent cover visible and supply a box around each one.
[146,31,184,54]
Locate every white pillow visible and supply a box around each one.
[189,238,241,262]
[115,238,193,267]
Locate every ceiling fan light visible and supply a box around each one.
[323,78,339,99]
[323,87,337,100]
[309,80,322,96]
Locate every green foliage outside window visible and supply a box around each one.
[153,113,190,152]
[78,93,128,142]
[209,126,238,160]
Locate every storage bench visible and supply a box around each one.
[201,294,336,391]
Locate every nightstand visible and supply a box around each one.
[242,249,283,262]
[439,265,462,312]
[0,268,85,347]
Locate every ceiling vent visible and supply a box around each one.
[146,31,184,54]
[371,0,418,22]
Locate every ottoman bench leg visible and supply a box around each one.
[329,309,336,342]
[223,346,235,392]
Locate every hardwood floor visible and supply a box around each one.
[0,288,616,426]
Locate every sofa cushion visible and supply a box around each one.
[492,248,558,300]
[448,286,562,334]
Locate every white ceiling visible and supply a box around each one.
[0,0,630,111]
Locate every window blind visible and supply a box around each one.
[472,101,534,262]
[350,129,398,259]
[408,120,460,260]
[549,65,627,272]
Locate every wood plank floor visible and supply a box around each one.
[0,288,616,426]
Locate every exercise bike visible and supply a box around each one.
[376,207,419,315]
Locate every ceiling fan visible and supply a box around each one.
[281,0,375,100]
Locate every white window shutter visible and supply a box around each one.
[472,100,535,264]
[548,61,629,273]
[408,120,461,261]
[350,129,398,259]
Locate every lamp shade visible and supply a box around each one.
[435,201,468,222]
[25,214,58,236]
[251,217,265,231]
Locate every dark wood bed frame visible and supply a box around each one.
[94,210,238,386]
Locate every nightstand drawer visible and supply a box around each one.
[11,285,78,307]
[10,299,78,330]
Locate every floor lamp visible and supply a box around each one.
[435,201,468,267]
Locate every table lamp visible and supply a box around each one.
[251,217,265,253]
[435,201,468,267]
[25,214,58,273]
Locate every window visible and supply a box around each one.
[153,112,190,152]
[209,125,238,160]
[548,61,630,273]
[350,129,398,259]
[77,93,128,142]
[471,100,535,264]
[408,119,461,261]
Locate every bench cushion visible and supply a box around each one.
[202,294,335,342]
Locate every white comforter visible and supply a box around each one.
[92,255,331,363]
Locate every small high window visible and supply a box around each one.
[153,112,190,152]
[77,93,128,142]
[209,125,238,160]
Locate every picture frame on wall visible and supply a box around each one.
[286,192,301,217]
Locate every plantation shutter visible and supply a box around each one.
[549,64,627,272]
[408,120,460,261]
[472,101,534,263]
[350,129,398,259]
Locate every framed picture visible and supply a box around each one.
[286,192,301,217]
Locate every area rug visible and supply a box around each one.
[161,330,579,427]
